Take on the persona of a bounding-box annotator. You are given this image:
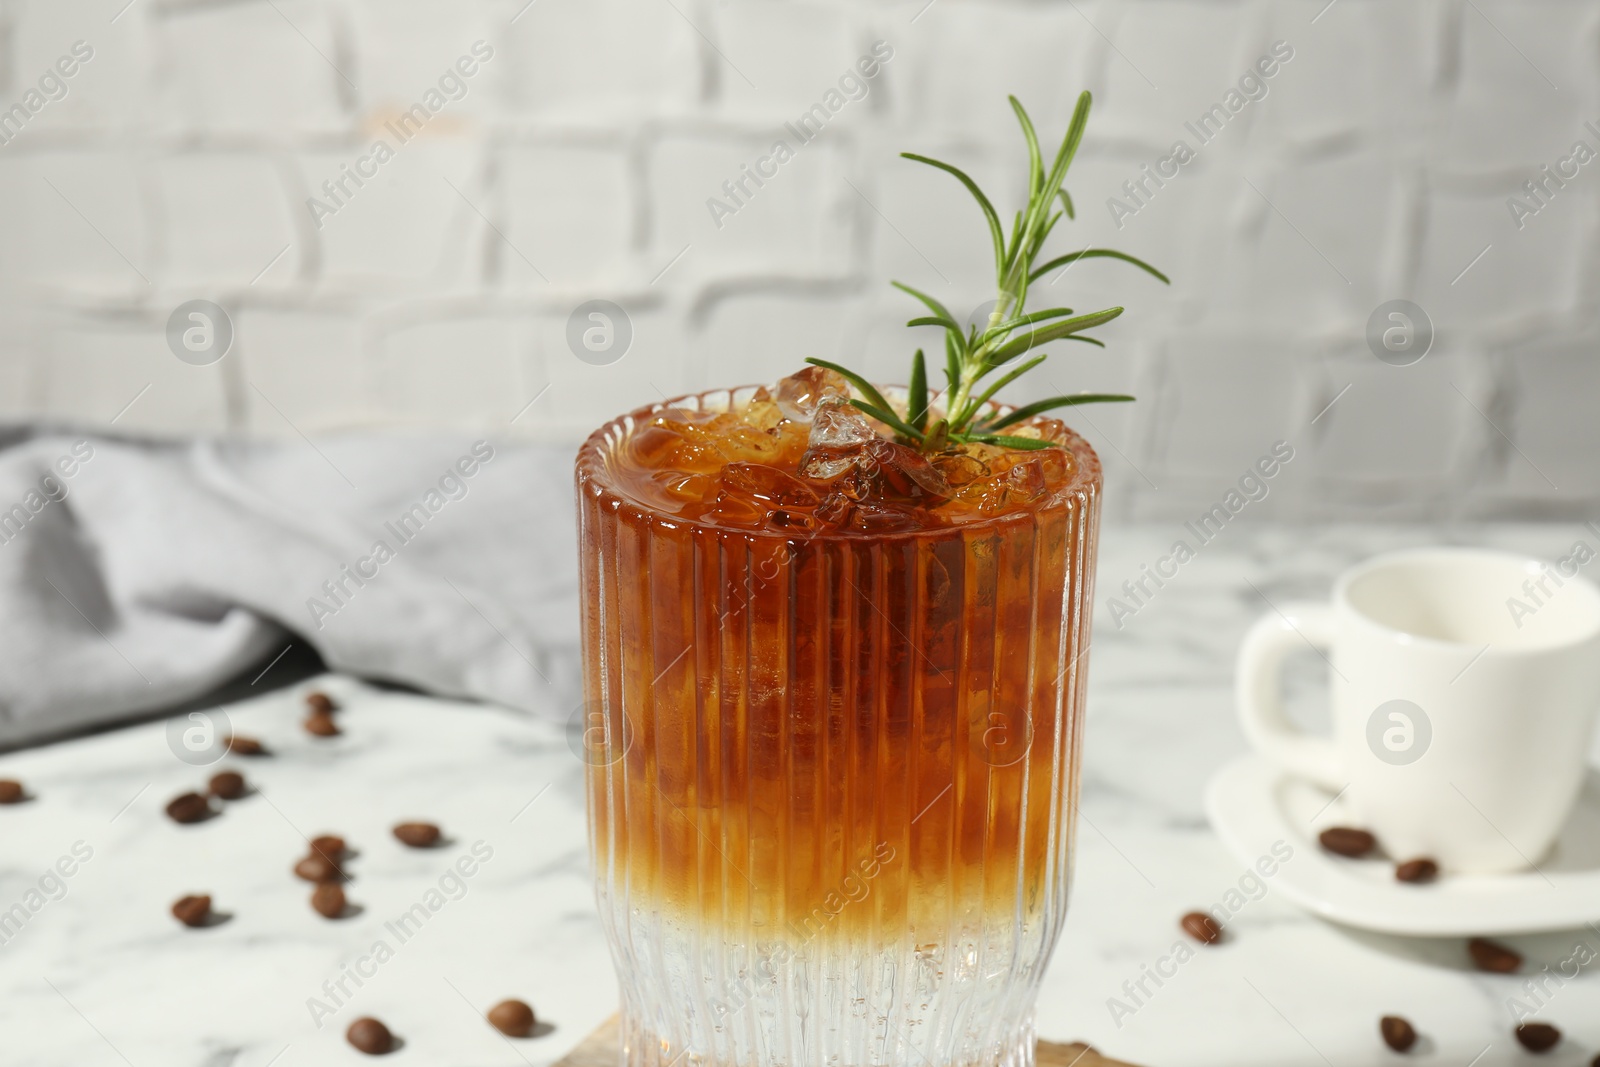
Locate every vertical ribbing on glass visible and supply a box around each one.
[578,394,1102,1067]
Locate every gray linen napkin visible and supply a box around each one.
[0,430,581,747]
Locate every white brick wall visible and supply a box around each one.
[0,0,1596,520]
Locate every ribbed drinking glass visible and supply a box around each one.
[575,387,1102,1067]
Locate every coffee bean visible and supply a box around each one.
[171,894,212,928]
[306,691,337,716]
[1468,937,1522,974]
[347,1017,393,1056]
[294,854,342,884]
[310,834,346,861]
[311,883,347,919]
[304,712,340,737]
[1318,827,1377,858]
[1394,858,1438,884]
[0,779,26,804]
[1379,1015,1417,1052]
[165,792,213,825]
[1515,1022,1561,1052]
[393,822,441,849]
[487,999,536,1037]
[1180,911,1222,945]
[225,735,267,756]
[208,771,246,800]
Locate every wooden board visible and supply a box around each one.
[1037,1038,1144,1067]
[554,1017,1145,1067]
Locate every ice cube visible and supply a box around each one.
[931,450,989,488]
[862,439,953,500]
[799,409,953,508]
[707,492,769,529]
[798,399,879,483]
[776,367,851,421]
[807,397,877,449]
[815,491,855,529]
[798,450,857,482]
[718,462,819,508]
[637,419,724,473]
[709,462,820,531]
[977,458,1047,515]
[741,387,785,432]
[1003,458,1047,501]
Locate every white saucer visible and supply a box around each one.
[1204,754,1600,937]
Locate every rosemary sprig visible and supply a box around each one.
[808,91,1168,452]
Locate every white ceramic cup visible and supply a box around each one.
[1236,547,1600,874]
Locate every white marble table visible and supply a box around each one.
[2,524,1597,1067]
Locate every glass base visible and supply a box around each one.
[616,938,1040,1067]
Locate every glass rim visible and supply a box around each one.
[574,384,1104,542]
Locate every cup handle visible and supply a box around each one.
[1235,602,1344,791]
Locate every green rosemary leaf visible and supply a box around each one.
[1027,248,1170,286]
[849,399,924,442]
[977,306,1077,347]
[901,153,1006,276]
[906,314,965,335]
[1059,188,1074,220]
[1008,95,1044,201]
[1043,92,1092,203]
[987,307,1123,364]
[976,434,1059,451]
[1061,334,1105,348]
[982,393,1134,432]
[944,333,961,392]
[804,357,897,415]
[891,281,959,331]
[908,349,929,433]
[1003,91,1090,295]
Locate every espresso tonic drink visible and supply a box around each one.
[576,369,1102,1067]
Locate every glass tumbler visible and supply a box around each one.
[575,388,1103,1067]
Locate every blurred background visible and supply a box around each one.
[2,0,1593,524]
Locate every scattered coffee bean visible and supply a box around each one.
[208,771,246,800]
[1468,937,1522,974]
[1394,858,1438,884]
[306,691,337,716]
[347,1016,393,1056]
[294,854,342,884]
[1515,1022,1561,1052]
[393,822,441,849]
[1318,827,1377,858]
[225,735,267,756]
[1180,911,1222,945]
[487,998,536,1037]
[304,712,340,737]
[311,883,347,919]
[0,779,26,804]
[171,894,212,928]
[310,834,346,861]
[1379,1015,1417,1052]
[165,792,213,825]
